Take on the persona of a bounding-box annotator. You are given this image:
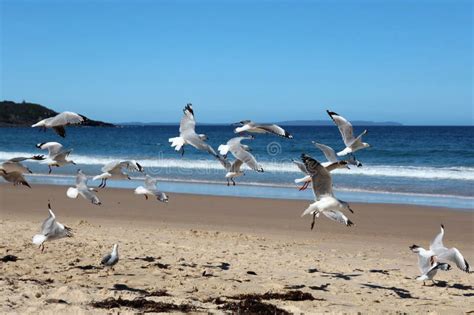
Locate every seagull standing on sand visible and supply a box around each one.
[300,154,354,230]
[36,142,76,173]
[0,169,31,188]
[233,120,293,139]
[101,244,119,268]
[218,136,264,181]
[67,170,101,205]
[32,111,84,138]
[134,175,169,202]
[410,224,470,285]
[169,104,222,158]
[32,202,73,252]
[93,160,144,188]
[327,110,370,156]
[1,155,45,174]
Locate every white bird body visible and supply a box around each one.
[169,104,220,158]
[101,244,119,267]
[410,225,470,284]
[36,142,75,173]
[32,111,84,138]
[299,154,354,229]
[233,120,293,138]
[32,203,73,252]
[326,111,370,156]
[134,175,169,202]
[93,160,143,188]
[67,170,101,205]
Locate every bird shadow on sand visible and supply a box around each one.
[202,262,230,270]
[320,272,362,281]
[433,281,474,291]
[361,283,418,299]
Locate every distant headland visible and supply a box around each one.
[0,101,114,127]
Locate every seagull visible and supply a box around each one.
[169,103,222,158]
[409,245,451,285]
[299,154,354,230]
[313,142,362,167]
[218,136,264,179]
[410,224,470,284]
[292,158,348,191]
[32,202,73,253]
[1,155,45,174]
[0,169,31,188]
[93,160,144,188]
[36,142,76,173]
[134,175,169,202]
[67,170,101,205]
[327,110,370,156]
[32,111,84,138]
[233,120,293,139]
[101,244,119,268]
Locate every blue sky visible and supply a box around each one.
[1,0,472,125]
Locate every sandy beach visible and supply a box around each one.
[1,183,473,314]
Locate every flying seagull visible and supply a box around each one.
[101,244,119,268]
[327,110,370,156]
[218,136,264,180]
[93,160,143,188]
[32,202,73,253]
[1,155,45,174]
[313,142,362,167]
[36,142,76,173]
[409,245,451,285]
[233,120,293,139]
[169,103,221,158]
[410,224,470,285]
[67,170,101,205]
[299,154,354,230]
[32,111,84,138]
[292,158,348,191]
[134,175,169,202]
[0,169,31,188]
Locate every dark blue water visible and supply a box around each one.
[1,125,473,209]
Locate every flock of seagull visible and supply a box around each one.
[1,104,470,280]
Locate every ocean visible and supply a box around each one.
[1,125,473,210]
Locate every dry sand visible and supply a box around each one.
[1,184,473,314]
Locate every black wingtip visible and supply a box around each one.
[184,103,194,115]
[326,110,339,118]
[409,244,419,250]
[48,201,51,209]
[441,224,444,229]
[464,259,470,273]
[36,142,45,149]
[284,131,293,139]
[347,220,354,227]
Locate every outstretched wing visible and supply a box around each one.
[37,142,64,157]
[8,155,45,163]
[292,159,309,174]
[437,248,470,273]
[49,111,84,127]
[327,110,355,147]
[301,154,333,199]
[179,104,196,134]
[321,210,353,227]
[313,142,338,163]
[430,225,445,251]
[255,124,292,138]
[144,175,157,190]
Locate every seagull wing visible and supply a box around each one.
[49,111,84,127]
[101,253,112,265]
[292,159,309,174]
[38,142,64,158]
[8,155,45,163]
[313,142,338,162]
[229,159,244,173]
[430,225,445,251]
[301,154,333,200]
[436,248,470,272]
[40,209,56,235]
[327,111,355,147]
[144,175,158,190]
[228,137,262,172]
[179,104,196,134]
[321,210,352,226]
[254,124,292,138]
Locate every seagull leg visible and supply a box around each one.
[227,179,230,186]
[181,148,185,156]
[145,195,148,200]
[299,182,309,191]
[311,212,316,230]
[48,166,52,174]
[232,178,236,186]
[103,179,107,188]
